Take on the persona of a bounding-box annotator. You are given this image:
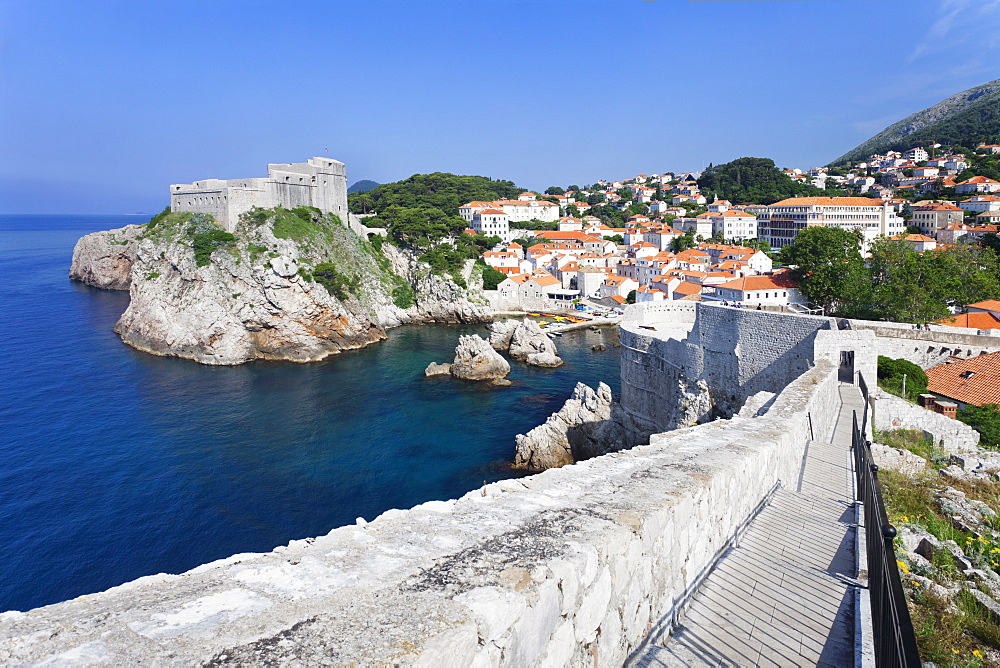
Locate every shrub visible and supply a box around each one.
[190,228,236,267]
[313,262,358,300]
[145,206,171,230]
[391,282,416,309]
[272,208,318,241]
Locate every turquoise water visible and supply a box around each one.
[0,215,621,612]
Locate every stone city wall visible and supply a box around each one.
[618,303,852,432]
[846,318,1000,368]
[873,389,981,453]
[0,358,848,667]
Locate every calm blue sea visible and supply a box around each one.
[0,214,621,613]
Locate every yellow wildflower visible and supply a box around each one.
[897,560,910,573]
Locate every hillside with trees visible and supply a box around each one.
[696,157,847,204]
[831,79,1000,165]
[348,179,380,194]
[348,172,521,216]
[346,173,520,285]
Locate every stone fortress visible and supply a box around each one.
[169,157,350,232]
[2,303,1000,665]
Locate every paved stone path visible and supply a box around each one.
[632,385,864,667]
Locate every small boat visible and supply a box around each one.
[527,313,540,317]
[551,331,563,337]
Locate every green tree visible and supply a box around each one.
[349,193,375,214]
[742,238,772,254]
[566,204,581,218]
[877,355,928,401]
[958,405,1000,448]
[778,227,869,314]
[545,186,565,195]
[481,265,507,290]
[625,290,637,304]
[670,229,696,253]
[867,238,947,323]
[697,157,834,204]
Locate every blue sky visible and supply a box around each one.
[2,0,999,213]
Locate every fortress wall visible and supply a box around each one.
[873,388,981,453]
[0,359,845,667]
[619,304,842,431]
[846,319,1000,368]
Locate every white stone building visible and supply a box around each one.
[470,208,511,241]
[170,157,349,232]
[757,197,905,250]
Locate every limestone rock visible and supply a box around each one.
[69,224,145,290]
[514,382,614,470]
[69,214,493,365]
[488,319,519,351]
[870,443,927,476]
[508,319,562,367]
[450,335,510,382]
[424,362,452,377]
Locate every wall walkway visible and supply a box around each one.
[632,384,864,667]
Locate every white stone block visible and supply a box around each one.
[454,586,527,643]
[413,623,480,668]
[575,567,613,644]
[506,579,561,666]
[539,619,576,668]
[549,559,580,616]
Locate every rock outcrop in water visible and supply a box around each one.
[489,318,563,367]
[69,225,145,290]
[514,382,616,470]
[448,334,510,383]
[69,209,492,365]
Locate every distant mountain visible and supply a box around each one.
[832,79,1000,165]
[348,179,380,194]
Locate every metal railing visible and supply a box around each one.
[858,371,870,436]
[852,410,921,667]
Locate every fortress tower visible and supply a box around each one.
[169,157,349,231]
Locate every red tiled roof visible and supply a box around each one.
[935,312,1000,330]
[716,275,799,292]
[927,351,1000,406]
[771,197,885,207]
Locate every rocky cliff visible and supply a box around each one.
[512,382,645,471]
[69,208,492,364]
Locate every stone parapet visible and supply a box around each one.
[0,361,844,666]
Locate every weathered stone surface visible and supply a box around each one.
[488,319,519,351]
[870,443,927,476]
[424,362,452,377]
[514,382,614,470]
[70,215,492,365]
[450,335,510,382]
[69,224,144,290]
[508,319,563,367]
